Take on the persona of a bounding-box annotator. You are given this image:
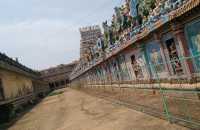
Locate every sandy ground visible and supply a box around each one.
[8,88,189,130]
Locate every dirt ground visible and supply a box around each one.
[81,86,200,123]
[8,88,189,130]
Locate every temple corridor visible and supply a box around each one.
[7,88,188,130]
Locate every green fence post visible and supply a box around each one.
[151,62,171,122]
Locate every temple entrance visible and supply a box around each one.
[165,38,183,75]
[0,79,4,101]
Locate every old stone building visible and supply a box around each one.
[40,61,77,90]
[0,52,49,122]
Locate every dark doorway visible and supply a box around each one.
[66,79,69,84]
[55,82,59,87]
[0,79,4,101]
[49,83,55,90]
[165,38,183,75]
[60,80,65,86]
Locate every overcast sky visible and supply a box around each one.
[0,0,123,70]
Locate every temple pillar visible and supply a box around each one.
[153,33,171,78]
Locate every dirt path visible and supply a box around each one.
[8,88,189,130]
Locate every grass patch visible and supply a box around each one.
[48,91,64,97]
[0,124,7,130]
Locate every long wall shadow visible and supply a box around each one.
[0,97,46,130]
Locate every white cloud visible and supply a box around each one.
[0,19,80,70]
[0,0,121,70]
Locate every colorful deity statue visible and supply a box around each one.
[84,47,94,63]
[111,14,119,43]
[129,0,156,25]
[94,37,105,58]
[114,7,123,32]
[102,21,110,49]
[121,4,132,29]
[102,21,115,49]
[113,3,132,32]
[138,0,156,17]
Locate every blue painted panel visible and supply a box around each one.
[185,19,200,72]
[145,41,165,77]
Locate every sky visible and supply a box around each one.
[0,0,124,70]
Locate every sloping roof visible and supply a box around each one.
[0,52,40,78]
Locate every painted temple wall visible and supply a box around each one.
[72,16,200,86]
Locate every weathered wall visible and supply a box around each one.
[0,68,33,100]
